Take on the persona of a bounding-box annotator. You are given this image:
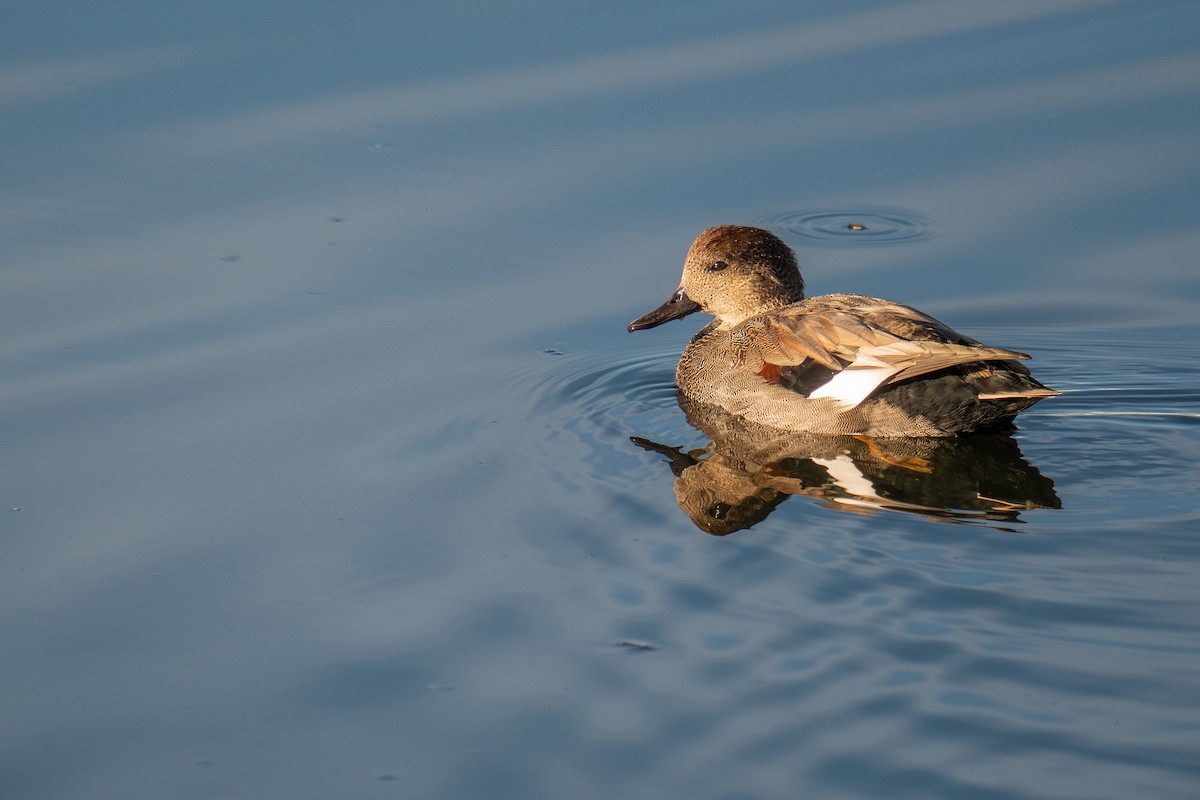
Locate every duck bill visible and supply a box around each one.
[628,288,701,332]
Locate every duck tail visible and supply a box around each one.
[978,388,1062,400]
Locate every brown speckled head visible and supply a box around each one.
[682,226,805,326]
[629,226,806,332]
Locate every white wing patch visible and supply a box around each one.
[808,352,902,407]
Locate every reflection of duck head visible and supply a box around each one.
[631,437,788,535]
[633,396,1060,535]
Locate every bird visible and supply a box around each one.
[628,225,1059,437]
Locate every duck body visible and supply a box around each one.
[629,226,1059,437]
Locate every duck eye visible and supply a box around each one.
[708,260,728,272]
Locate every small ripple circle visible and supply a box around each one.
[757,208,941,245]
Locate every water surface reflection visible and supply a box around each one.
[634,395,1059,535]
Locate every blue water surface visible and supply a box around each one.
[3,2,1199,798]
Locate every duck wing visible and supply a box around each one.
[816,295,982,345]
[736,301,1034,408]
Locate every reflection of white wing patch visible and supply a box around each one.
[808,353,900,407]
[813,454,948,514]
[812,455,879,498]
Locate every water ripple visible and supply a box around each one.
[501,339,700,493]
[754,207,942,245]
[523,342,682,427]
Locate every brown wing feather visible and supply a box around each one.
[734,317,841,368]
[813,295,983,345]
[741,308,925,369]
[866,341,1031,386]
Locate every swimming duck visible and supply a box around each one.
[628,225,1059,437]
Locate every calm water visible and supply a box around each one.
[3,2,1200,798]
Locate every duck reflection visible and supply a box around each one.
[633,396,1060,535]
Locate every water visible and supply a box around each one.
[3,1,1200,798]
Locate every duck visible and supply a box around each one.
[628,225,1059,437]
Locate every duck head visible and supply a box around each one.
[628,226,806,332]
